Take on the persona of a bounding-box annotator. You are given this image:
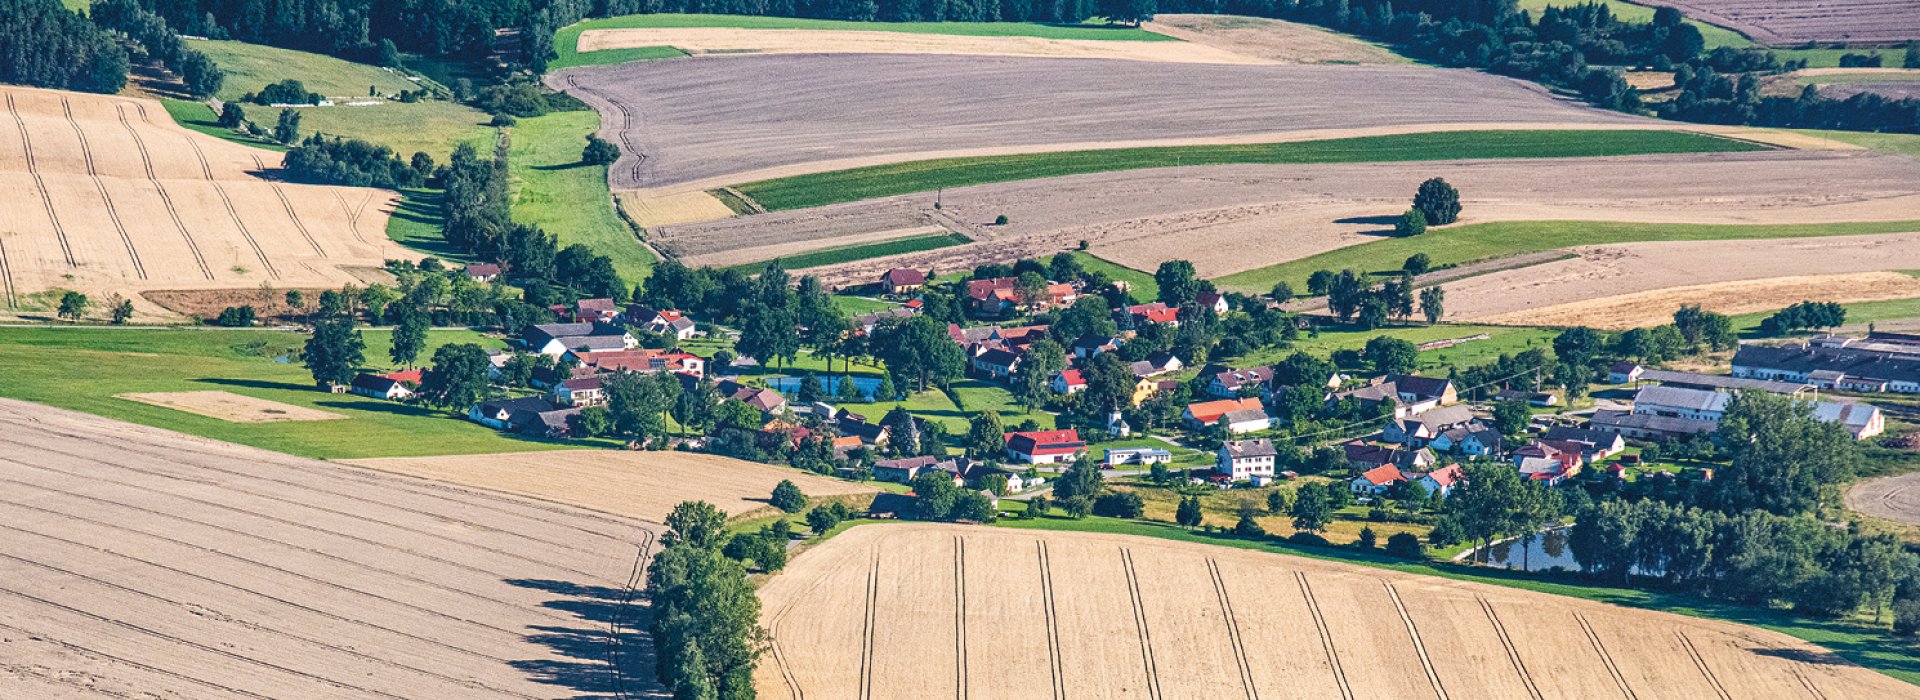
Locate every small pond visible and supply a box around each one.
[765,375,882,401]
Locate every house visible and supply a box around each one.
[631,308,699,340]
[1133,352,1183,377]
[1206,366,1275,399]
[1127,302,1181,327]
[1071,335,1120,359]
[1428,422,1502,456]
[1217,438,1278,482]
[1051,369,1087,395]
[968,277,1065,316]
[880,268,927,295]
[1382,404,1476,446]
[463,263,501,282]
[1590,409,1718,440]
[853,308,917,335]
[524,322,635,356]
[1106,447,1173,466]
[873,455,943,483]
[1328,374,1457,418]
[1005,429,1086,464]
[1185,397,1265,428]
[575,298,622,324]
[1607,360,1644,384]
[551,376,607,407]
[1219,408,1273,434]
[468,397,558,430]
[1812,400,1886,440]
[520,407,582,438]
[348,369,421,401]
[1542,426,1626,461]
[1517,456,1572,485]
[1350,464,1406,495]
[1196,291,1229,315]
[1412,463,1466,497]
[577,348,706,378]
[972,347,1023,380]
[837,415,890,447]
[1511,440,1582,477]
[1632,385,1731,422]
[1495,389,1559,407]
[1343,441,1437,472]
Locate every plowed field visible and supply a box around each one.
[757,524,1920,700]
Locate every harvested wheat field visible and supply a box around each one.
[344,449,876,522]
[552,53,1640,190]
[1145,13,1404,64]
[118,390,347,423]
[0,398,662,698]
[1446,232,1920,327]
[1634,0,1920,44]
[757,523,1918,700]
[0,85,410,320]
[577,26,1264,64]
[655,149,1920,280]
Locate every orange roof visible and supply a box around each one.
[1187,397,1263,423]
[1358,464,1406,486]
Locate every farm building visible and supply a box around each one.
[1543,426,1627,462]
[349,370,419,401]
[1382,405,1477,446]
[1607,361,1644,384]
[524,322,636,356]
[1636,369,1814,396]
[1732,341,1920,393]
[1343,441,1437,472]
[468,397,560,431]
[1106,447,1173,466]
[1006,429,1085,464]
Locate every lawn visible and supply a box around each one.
[1070,251,1159,301]
[733,130,1766,211]
[187,39,423,102]
[383,187,480,263]
[1514,0,1752,49]
[550,13,1173,69]
[1263,322,1559,372]
[0,327,583,460]
[158,98,287,152]
[261,100,494,161]
[1214,218,1920,293]
[722,232,970,273]
[989,513,1920,686]
[1795,128,1920,159]
[509,110,656,282]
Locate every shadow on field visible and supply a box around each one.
[532,162,591,171]
[508,577,666,699]
[194,377,319,392]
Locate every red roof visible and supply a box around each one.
[1006,429,1084,456]
[1187,397,1263,424]
[1057,369,1086,386]
[1129,303,1179,324]
[380,369,423,384]
[1422,463,1465,488]
[1358,464,1406,486]
[882,268,927,286]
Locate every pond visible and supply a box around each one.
[765,375,882,401]
[1475,528,1580,572]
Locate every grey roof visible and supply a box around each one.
[1591,409,1717,436]
[1637,369,1811,395]
[1811,400,1881,430]
[478,397,556,415]
[1405,404,1475,428]
[1386,374,1453,400]
[558,334,628,352]
[1633,386,1732,414]
[1545,425,1623,447]
[1734,344,1920,385]
[1211,366,1275,390]
[1223,439,1277,458]
[1222,409,1271,424]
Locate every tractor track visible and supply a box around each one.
[1,450,614,581]
[1205,559,1258,700]
[7,93,76,267]
[0,236,14,308]
[858,547,880,700]
[0,475,578,632]
[271,184,327,256]
[63,96,146,279]
[0,548,542,699]
[605,528,657,700]
[0,619,274,699]
[1119,548,1164,700]
[1675,631,1732,700]
[764,542,849,700]
[563,74,650,185]
[1385,581,1448,700]
[1479,598,1543,700]
[151,103,278,277]
[1037,540,1066,700]
[1576,612,1638,700]
[953,534,970,700]
[1792,666,1830,700]
[117,102,212,280]
[334,190,373,244]
[1296,571,1353,700]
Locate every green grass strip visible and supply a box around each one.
[725,231,970,273]
[1215,219,1920,293]
[158,99,287,152]
[735,130,1767,211]
[509,110,658,281]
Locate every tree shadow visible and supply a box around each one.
[507,577,668,699]
[532,162,591,171]
[193,377,317,392]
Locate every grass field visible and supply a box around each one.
[734,130,1766,211]
[263,100,493,160]
[382,187,481,263]
[723,232,970,273]
[0,327,580,460]
[1232,322,1560,372]
[1773,47,1896,69]
[1515,0,1752,49]
[1729,296,1920,336]
[157,98,287,151]
[1070,251,1160,301]
[1214,219,1920,292]
[508,110,656,281]
[187,39,422,102]
[551,13,1172,69]
[1794,128,1920,159]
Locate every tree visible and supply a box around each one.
[1154,260,1200,306]
[662,501,728,550]
[1402,253,1432,276]
[1386,532,1424,558]
[1394,208,1428,237]
[1080,352,1136,414]
[390,308,428,367]
[376,38,402,68]
[672,640,719,700]
[874,316,965,392]
[108,294,134,324]
[1491,399,1531,436]
[966,410,1005,459]
[1412,178,1461,225]
[273,109,301,144]
[1099,0,1156,26]
[57,291,89,321]
[1291,484,1333,533]
[1363,336,1418,375]
[1661,23,1705,61]
[582,135,620,166]
[796,373,827,404]
[214,305,256,327]
[1014,339,1067,411]
[1028,495,1053,517]
[1708,391,1858,516]
[1015,271,1049,309]
[1269,281,1294,301]
[770,480,807,513]
[1907,42,1920,70]
[1306,270,1335,297]
[417,343,491,410]
[1233,511,1266,537]
[1053,458,1104,502]
[1450,461,1530,562]
[1093,492,1145,518]
[607,373,682,447]
[302,318,364,388]
[1175,495,1204,528]
[1357,526,1378,549]
[1418,285,1445,325]
[218,101,246,129]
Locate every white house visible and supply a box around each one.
[1350,464,1405,495]
[1106,447,1173,466]
[1812,400,1886,440]
[1005,430,1085,465]
[1413,463,1466,497]
[1051,369,1087,395]
[1217,439,1277,482]
[1607,360,1644,384]
[1428,422,1502,456]
[349,371,417,401]
[1219,408,1273,434]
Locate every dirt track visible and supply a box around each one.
[652,149,1920,281]
[0,85,408,320]
[758,523,1920,699]
[0,398,663,698]
[1633,0,1920,44]
[1849,473,1920,528]
[553,53,1638,190]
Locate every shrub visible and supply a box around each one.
[1895,598,1920,636]
[1234,512,1266,537]
[770,480,807,513]
[1412,178,1461,225]
[1288,531,1330,547]
[254,79,321,106]
[1394,208,1428,237]
[1403,253,1431,276]
[1356,526,1377,549]
[1385,532,1425,558]
[994,214,1010,225]
[213,305,256,327]
[1092,491,1145,519]
[582,135,620,165]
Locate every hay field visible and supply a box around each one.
[757,524,1917,700]
[0,398,661,698]
[654,149,1920,283]
[1632,0,1920,44]
[0,85,410,319]
[554,53,1639,190]
[577,27,1263,63]
[1145,13,1405,64]
[1476,269,1920,329]
[343,449,876,522]
[118,390,347,423]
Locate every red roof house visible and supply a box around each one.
[1005,429,1085,464]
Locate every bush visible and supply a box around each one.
[1092,491,1145,519]
[489,113,517,127]
[1288,531,1330,547]
[1895,598,1920,636]
[254,79,321,106]
[471,84,552,117]
[1428,517,1464,546]
[1234,512,1266,537]
[1403,253,1431,276]
[770,480,807,513]
[1393,208,1428,237]
[1412,178,1461,225]
[1385,532,1425,558]
[582,135,620,166]
[994,214,1009,225]
[1356,526,1378,549]
[213,305,256,327]
[283,136,424,188]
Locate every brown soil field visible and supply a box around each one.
[552,54,1638,190]
[619,189,739,229]
[1633,0,1920,44]
[343,449,877,523]
[0,85,410,321]
[0,398,662,698]
[1480,271,1920,329]
[653,149,1920,283]
[1822,82,1920,100]
[1145,13,1404,64]
[578,26,1266,63]
[1445,233,1920,327]
[117,390,348,423]
[756,523,1920,699]
[1848,472,1920,528]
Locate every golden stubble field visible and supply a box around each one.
[757,524,1920,700]
[0,85,409,319]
